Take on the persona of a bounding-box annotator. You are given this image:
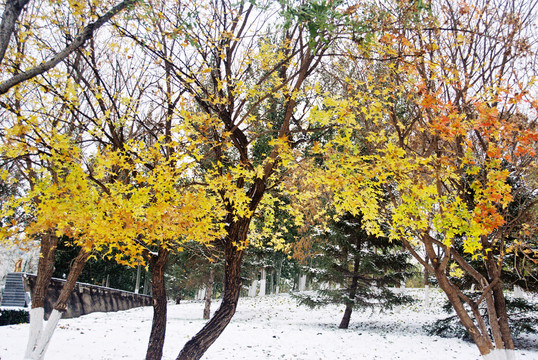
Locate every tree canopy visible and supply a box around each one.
[0,0,536,359]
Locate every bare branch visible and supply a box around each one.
[0,0,138,94]
[0,0,31,67]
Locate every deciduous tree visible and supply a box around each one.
[319,1,538,358]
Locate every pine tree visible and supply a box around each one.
[297,213,415,329]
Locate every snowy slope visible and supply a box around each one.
[1,289,537,360]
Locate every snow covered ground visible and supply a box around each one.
[1,289,537,360]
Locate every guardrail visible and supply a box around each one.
[1,273,151,319]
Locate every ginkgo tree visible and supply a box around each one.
[0,5,225,359]
[1,135,223,360]
[0,1,149,358]
[314,1,538,359]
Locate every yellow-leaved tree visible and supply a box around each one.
[313,1,538,359]
[117,1,367,358]
[0,4,225,358]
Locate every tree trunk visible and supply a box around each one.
[144,269,150,295]
[419,238,496,357]
[146,247,170,360]
[203,268,215,320]
[0,0,31,67]
[298,274,307,291]
[484,254,514,350]
[54,249,90,312]
[27,246,90,360]
[31,232,58,309]
[275,259,282,294]
[339,304,354,330]
[248,279,258,297]
[435,267,495,356]
[135,264,142,294]
[339,253,360,329]
[258,268,266,297]
[25,231,58,359]
[176,220,247,360]
[424,254,430,308]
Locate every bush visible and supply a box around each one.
[0,308,29,326]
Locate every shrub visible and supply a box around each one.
[0,308,29,326]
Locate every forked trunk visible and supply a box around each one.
[176,220,247,360]
[27,309,62,360]
[435,270,495,355]
[146,247,170,360]
[26,245,90,360]
[434,265,516,360]
[484,255,514,350]
[418,234,517,359]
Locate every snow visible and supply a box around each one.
[1,289,537,360]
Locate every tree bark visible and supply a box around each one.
[420,238,495,356]
[25,231,57,358]
[339,251,361,329]
[176,220,248,360]
[0,0,31,67]
[54,248,91,312]
[203,267,215,320]
[31,231,58,309]
[483,254,514,350]
[26,242,91,360]
[435,266,495,355]
[146,247,170,360]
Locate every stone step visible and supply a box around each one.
[1,273,27,307]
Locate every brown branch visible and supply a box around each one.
[401,237,435,273]
[0,0,138,94]
[0,0,31,67]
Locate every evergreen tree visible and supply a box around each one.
[297,212,415,329]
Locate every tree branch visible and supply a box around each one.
[0,0,138,94]
[0,0,31,67]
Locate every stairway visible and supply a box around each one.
[1,273,28,307]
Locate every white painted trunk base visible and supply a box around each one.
[513,285,525,299]
[24,309,63,360]
[483,349,517,360]
[24,307,44,359]
[196,287,206,301]
[249,280,258,297]
[258,269,266,297]
[298,275,307,292]
[258,280,266,297]
[424,285,430,308]
[33,309,62,359]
